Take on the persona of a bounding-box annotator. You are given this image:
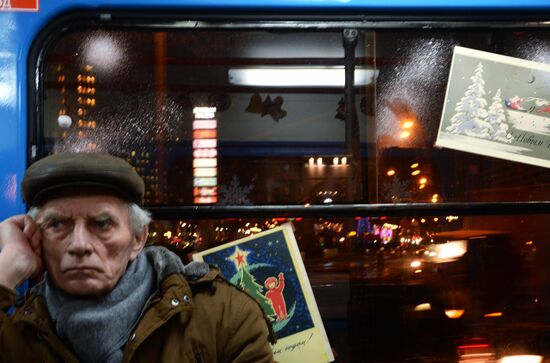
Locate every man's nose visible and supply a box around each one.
[67,222,93,256]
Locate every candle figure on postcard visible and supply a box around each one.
[436,46,550,168]
[193,223,334,363]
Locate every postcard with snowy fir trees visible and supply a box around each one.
[192,223,334,363]
[436,46,550,168]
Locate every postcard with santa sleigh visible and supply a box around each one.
[436,46,550,169]
[192,223,334,363]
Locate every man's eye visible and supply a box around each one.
[94,220,112,229]
[45,220,66,231]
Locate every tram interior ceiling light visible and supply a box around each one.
[228,67,378,87]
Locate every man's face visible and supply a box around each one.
[36,194,146,297]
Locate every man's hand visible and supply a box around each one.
[0,215,42,289]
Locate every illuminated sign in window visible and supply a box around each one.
[193,107,218,204]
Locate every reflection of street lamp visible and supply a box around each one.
[444,309,464,319]
[399,118,415,139]
[403,119,414,129]
[418,178,428,190]
[316,157,323,166]
[387,169,396,176]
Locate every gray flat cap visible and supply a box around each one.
[22,153,145,206]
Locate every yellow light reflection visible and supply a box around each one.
[444,309,464,319]
[400,131,411,139]
[403,121,414,129]
[410,163,419,169]
[414,303,431,311]
[411,170,421,176]
[497,355,543,363]
[484,312,503,318]
[387,169,396,176]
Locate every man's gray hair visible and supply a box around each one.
[27,203,152,234]
[126,203,152,233]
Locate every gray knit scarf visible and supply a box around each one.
[42,251,156,363]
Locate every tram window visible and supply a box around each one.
[148,213,549,362]
[40,27,550,206]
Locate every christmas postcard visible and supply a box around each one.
[192,223,334,363]
[436,46,550,168]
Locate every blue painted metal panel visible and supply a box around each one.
[0,0,549,220]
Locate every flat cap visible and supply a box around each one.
[22,153,145,206]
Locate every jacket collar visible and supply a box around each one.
[16,246,215,328]
[142,246,212,286]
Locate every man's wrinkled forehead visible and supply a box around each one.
[37,208,120,224]
[36,194,128,223]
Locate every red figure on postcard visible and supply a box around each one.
[265,273,287,321]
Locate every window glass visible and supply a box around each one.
[150,214,549,362]
[41,27,550,206]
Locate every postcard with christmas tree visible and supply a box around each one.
[192,223,334,363]
[437,46,550,168]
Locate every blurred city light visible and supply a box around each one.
[497,356,542,363]
[428,240,467,262]
[484,312,503,318]
[414,303,432,311]
[444,309,464,319]
[403,120,414,129]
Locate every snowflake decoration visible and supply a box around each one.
[218,175,254,205]
[382,177,412,203]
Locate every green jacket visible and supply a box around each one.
[0,267,275,363]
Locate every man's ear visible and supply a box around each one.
[129,225,148,261]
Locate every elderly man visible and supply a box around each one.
[0,153,275,363]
